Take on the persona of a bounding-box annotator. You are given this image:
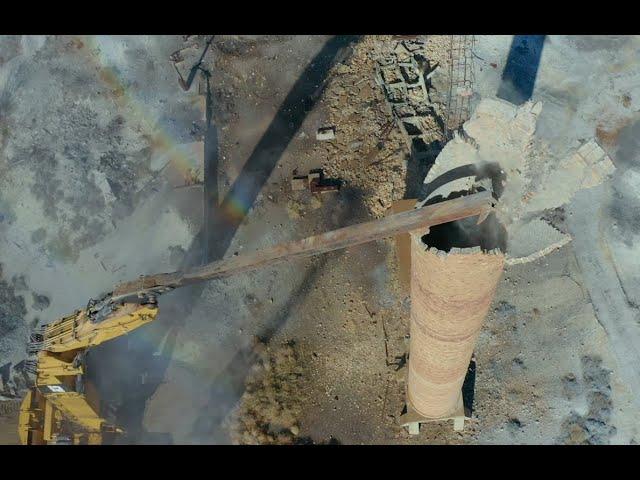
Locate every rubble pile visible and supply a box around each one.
[375,39,444,161]
[226,340,307,445]
[320,36,449,217]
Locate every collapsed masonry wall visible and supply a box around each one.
[416,97,615,265]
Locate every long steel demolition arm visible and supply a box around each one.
[109,191,494,304]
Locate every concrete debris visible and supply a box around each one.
[316,126,336,141]
[0,398,21,417]
[92,170,117,206]
[0,360,33,401]
[226,340,307,445]
[320,36,448,218]
[291,176,308,192]
[0,250,32,397]
[375,40,444,160]
[521,139,615,215]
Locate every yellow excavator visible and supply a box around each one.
[18,302,159,445]
[17,192,492,444]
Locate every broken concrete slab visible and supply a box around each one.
[522,139,615,214]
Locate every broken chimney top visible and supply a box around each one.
[416,97,615,265]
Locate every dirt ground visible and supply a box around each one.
[0,35,638,444]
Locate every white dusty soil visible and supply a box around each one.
[0,35,639,444]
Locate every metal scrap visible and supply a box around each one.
[291,169,341,194]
